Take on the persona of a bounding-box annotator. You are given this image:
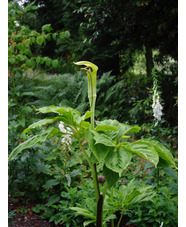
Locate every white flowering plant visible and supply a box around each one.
[9,61,176,227]
[152,70,164,126]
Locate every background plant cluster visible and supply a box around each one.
[8,0,177,226]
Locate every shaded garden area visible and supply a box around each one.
[8,0,178,226]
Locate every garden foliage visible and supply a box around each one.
[8,61,177,226]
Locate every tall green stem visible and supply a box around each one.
[79,141,99,202]
[74,61,101,225]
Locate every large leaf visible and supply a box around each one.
[86,130,110,162]
[140,139,175,167]
[125,141,159,167]
[105,147,132,174]
[103,165,119,188]
[8,128,54,162]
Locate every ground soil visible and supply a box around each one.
[8,196,136,227]
[8,196,55,227]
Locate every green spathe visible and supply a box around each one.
[74,61,98,128]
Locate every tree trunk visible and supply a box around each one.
[145,46,153,76]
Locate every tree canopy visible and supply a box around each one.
[21,0,177,75]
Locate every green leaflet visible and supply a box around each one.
[103,165,119,188]
[95,119,140,140]
[105,147,132,174]
[95,124,118,132]
[8,128,54,162]
[140,139,176,167]
[93,133,116,147]
[23,115,79,134]
[96,119,120,127]
[86,130,110,162]
[125,140,159,167]
[37,106,91,126]
[114,123,141,141]
[23,117,55,134]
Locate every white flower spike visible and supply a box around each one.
[58,121,72,145]
[152,71,163,126]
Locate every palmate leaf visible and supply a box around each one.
[8,128,54,162]
[125,141,159,167]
